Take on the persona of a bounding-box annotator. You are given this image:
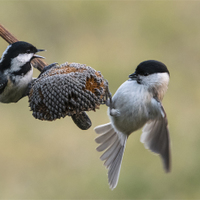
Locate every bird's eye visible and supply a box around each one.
[26,50,31,53]
[144,72,149,76]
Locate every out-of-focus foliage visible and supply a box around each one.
[0,1,200,199]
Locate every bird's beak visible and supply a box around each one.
[129,72,137,80]
[33,49,46,59]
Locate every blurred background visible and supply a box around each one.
[0,1,200,199]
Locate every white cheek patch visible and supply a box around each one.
[11,53,34,71]
[146,72,169,100]
[0,44,11,63]
[144,72,169,86]
[156,73,170,85]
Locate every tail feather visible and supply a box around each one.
[94,122,127,190]
[100,139,120,161]
[96,133,118,152]
[94,123,112,134]
[108,144,126,189]
[103,140,121,167]
[95,128,115,144]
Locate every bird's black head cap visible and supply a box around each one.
[7,41,38,59]
[0,41,44,71]
[135,60,169,76]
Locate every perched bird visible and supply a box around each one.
[29,62,111,130]
[0,41,45,103]
[94,60,171,189]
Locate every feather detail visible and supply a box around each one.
[94,123,127,190]
[140,117,171,172]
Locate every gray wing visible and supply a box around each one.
[140,104,171,172]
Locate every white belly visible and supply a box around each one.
[109,80,156,135]
[0,68,33,103]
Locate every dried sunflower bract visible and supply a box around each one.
[28,62,110,127]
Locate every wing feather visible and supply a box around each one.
[141,103,171,172]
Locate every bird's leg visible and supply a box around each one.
[104,86,115,116]
[104,84,113,107]
[106,88,120,117]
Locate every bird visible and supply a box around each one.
[94,60,171,190]
[0,41,45,103]
[28,62,111,130]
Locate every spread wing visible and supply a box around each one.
[140,101,171,172]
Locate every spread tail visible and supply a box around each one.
[94,123,127,190]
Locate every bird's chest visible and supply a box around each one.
[0,68,33,103]
[109,82,154,135]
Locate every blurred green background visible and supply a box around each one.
[0,1,200,199]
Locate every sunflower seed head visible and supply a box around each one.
[29,62,110,121]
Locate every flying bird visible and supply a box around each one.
[94,60,171,189]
